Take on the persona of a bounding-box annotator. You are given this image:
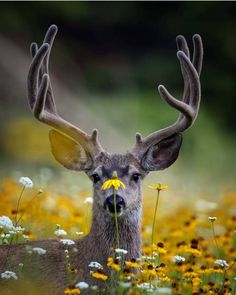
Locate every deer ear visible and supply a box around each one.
[141,133,183,171]
[49,130,93,171]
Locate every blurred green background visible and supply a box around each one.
[0,2,235,197]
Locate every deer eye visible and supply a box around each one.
[92,173,100,184]
[132,173,141,183]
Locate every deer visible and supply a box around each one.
[0,25,203,294]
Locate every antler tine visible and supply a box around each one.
[132,35,202,157]
[176,35,190,104]
[30,26,58,114]
[177,34,203,99]
[27,25,104,156]
[192,34,203,75]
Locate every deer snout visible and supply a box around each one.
[104,195,126,214]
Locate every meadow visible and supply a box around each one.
[0,175,235,294]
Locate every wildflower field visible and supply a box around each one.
[0,176,235,294]
[0,2,236,294]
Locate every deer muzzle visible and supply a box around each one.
[104,195,126,214]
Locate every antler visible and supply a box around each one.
[131,34,203,158]
[27,25,104,157]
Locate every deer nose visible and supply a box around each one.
[104,195,125,214]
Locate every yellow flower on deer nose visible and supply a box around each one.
[101,171,126,191]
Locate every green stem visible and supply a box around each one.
[16,191,41,226]
[114,189,120,249]
[151,189,160,246]
[14,186,25,227]
[219,269,226,293]
[211,222,220,257]
[232,279,236,295]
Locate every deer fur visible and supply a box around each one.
[0,25,203,294]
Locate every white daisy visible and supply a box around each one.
[0,216,13,230]
[115,248,128,255]
[172,255,186,263]
[32,247,47,255]
[60,239,75,246]
[83,197,93,204]
[214,259,229,268]
[75,282,89,289]
[88,261,103,269]
[54,229,67,236]
[18,177,34,188]
[1,271,18,280]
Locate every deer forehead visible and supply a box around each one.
[91,153,147,178]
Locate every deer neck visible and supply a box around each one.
[88,201,142,260]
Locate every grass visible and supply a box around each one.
[0,177,235,294]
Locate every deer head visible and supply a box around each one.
[27,25,203,220]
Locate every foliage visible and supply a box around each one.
[0,177,235,294]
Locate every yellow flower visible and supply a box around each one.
[142,268,157,277]
[101,171,126,191]
[107,257,121,271]
[148,184,168,191]
[125,259,140,268]
[92,271,108,281]
[152,242,167,254]
[180,245,202,257]
[64,288,80,294]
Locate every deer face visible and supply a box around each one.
[87,153,147,217]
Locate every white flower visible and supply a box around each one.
[214,259,229,268]
[172,255,186,263]
[1,233,10,239]
[14,226,25,233]
[18,177,34,188]
[137,282,154,291]
[0,216,14,229]
[119,281,131,288]
[88,261,103,269]
[75,282,89,289]
[32,247,47,255]
[54,229,67,236]
[115,248,128,255]
[1,271,18,280]
[60,239,75,246]
[208,216,217,222]
[83,197,93,204]
[91,285,98,290]
[9,226,25,235]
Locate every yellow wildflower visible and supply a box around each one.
[107,257,121,271]
[152,242,167,254]
[148,184,168,191]
[142,268,157,277]
[64,288,80,294]
[92,271,108,281]
[101,171,126,191]
[125,259,140,268]
[180,245,202,257]
[184,271,198,279]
